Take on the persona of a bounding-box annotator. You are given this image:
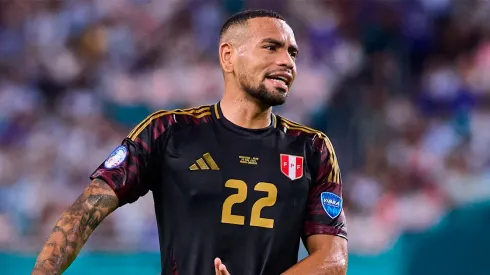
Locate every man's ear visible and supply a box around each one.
[219,42,234,73]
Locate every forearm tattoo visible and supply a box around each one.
[32,179,118,275]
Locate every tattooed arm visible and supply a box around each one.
[32,113,161,274]
[32,179,119,275]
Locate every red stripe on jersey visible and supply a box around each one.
[296,156,303,178]
[172,255,178,275]
[281,154,289,175]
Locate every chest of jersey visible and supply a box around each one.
[160,123,311,232]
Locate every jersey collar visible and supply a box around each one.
[212,102,278,137]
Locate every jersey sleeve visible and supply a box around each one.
[90,115,168,206]
[303,134,347,240]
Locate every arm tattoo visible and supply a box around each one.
[31,179,119,275]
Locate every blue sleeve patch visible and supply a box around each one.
[104,145,128,169]
[321,192,342,219]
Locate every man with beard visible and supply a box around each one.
[32,9,347,275]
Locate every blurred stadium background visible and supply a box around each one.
[1,0,490,274]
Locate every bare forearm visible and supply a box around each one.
[282,235,348,275]
[282,250,347,275]
[32,179,118,275]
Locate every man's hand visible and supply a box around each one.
[214,258,231,275]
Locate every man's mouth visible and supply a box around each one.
[266,75,290,86]
[265,72,292,89]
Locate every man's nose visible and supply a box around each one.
[277,50,294,70]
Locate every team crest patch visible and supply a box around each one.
[104,145,128,169]
[280,154,304,180]
[321,192,342,219]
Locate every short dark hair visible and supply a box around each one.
[219,9,286,39]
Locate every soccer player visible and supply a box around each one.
[32,9,347,275]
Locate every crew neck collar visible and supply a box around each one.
[212,102,277,138]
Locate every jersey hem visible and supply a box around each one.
[89,173,125,206]
[303,225,348,241]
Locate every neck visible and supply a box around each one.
[220,92,272,129]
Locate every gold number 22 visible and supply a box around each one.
[221,179,278,229]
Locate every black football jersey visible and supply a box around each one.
[90,102,347,275]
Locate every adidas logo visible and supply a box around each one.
[189,153,220,171]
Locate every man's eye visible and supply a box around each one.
[264,45,276,51]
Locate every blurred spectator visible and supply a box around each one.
[0,0,489,255]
